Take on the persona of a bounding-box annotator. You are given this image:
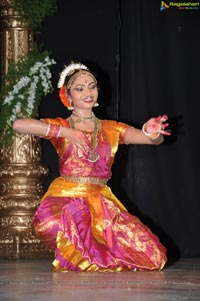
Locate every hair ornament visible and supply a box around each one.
[59,85,73,109]
[57,62,88,88]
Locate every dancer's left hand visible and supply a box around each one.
[145,115,171,136]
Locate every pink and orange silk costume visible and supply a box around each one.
[33,117,167,272]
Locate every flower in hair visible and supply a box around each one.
[59,86,71,108]
[57,62,88,88]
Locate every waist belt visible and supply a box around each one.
[62,175,108,186]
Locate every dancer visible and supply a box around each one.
[13,62,170,272]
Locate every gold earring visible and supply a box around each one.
[68,97,74,110]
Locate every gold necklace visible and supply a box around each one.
[88,118,100,162]
[72,111,95,123]
[69,117,100,163]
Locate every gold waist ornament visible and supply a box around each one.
[62,175,108,186]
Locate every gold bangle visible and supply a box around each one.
[142,123,160,140]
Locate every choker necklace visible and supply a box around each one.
[69,116,100,163]
[72,111,95,123]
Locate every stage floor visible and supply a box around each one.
[0,258,199,301]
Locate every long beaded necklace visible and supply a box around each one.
[69,116,100,163]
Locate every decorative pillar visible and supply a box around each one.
[0,0,51,258]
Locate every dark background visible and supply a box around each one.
[37,0,200,258]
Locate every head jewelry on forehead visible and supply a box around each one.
[66,70,97,90]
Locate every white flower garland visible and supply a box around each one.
[2,56,56,127]
[57,62,88,88]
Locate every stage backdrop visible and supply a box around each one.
[37,0,200,258]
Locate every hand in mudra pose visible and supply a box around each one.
[143,115,171,138]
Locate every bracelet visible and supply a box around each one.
[45,123,51,136]
[142,123,160,140]
[45,124,62,139]
[56,126,62,138]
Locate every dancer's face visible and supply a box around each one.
[68,73,98,110]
